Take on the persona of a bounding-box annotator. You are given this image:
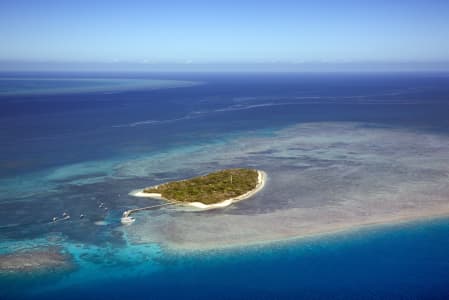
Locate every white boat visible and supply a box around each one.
[120,216,135,225]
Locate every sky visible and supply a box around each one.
[1,0,449,71]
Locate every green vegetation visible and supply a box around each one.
[143,168,259,204]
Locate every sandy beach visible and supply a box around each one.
[129,189,163,199]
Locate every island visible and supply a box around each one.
[123,168,266,224]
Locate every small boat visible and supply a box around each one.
[121,216,135,225]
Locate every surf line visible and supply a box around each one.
[121,203,175,224]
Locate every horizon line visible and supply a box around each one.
[1,60,449,73]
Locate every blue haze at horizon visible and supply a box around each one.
[2,72,449,299]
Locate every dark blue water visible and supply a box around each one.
[1,72,449,299]
[2,72,449,177]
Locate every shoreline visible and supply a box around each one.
[129,170,266,210]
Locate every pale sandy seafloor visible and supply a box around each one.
[116,122,449,251]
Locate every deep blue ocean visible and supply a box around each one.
[1,72,449,299]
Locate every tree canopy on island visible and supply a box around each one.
[143,168,259,204]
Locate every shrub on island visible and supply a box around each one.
[143,168,259,204]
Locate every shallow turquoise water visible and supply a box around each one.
[3,218,449,299]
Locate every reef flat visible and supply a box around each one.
[120,122,449,250]
[0,246,74,275]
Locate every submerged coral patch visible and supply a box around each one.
[0,246,75,275]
